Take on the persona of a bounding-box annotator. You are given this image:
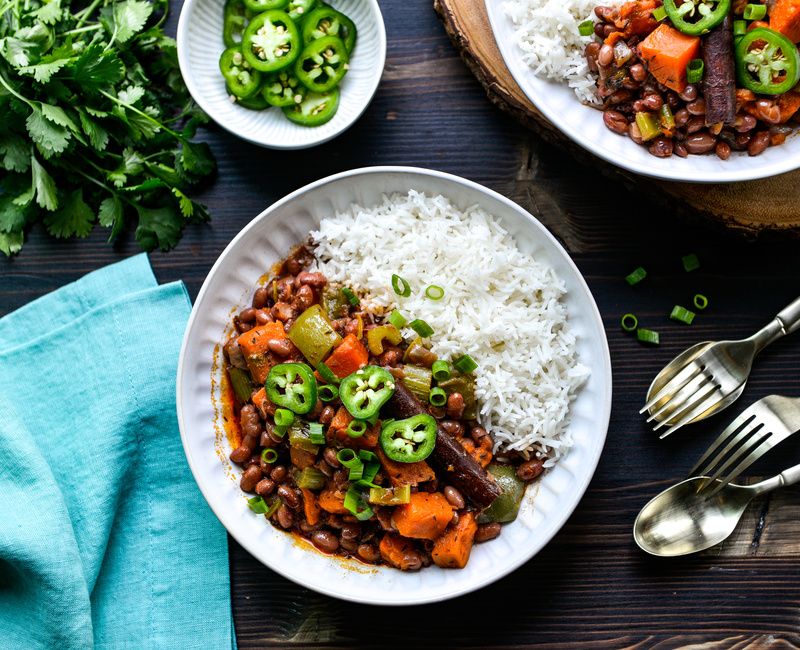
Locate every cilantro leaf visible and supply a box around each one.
[0,194,30,233]
[102,0,154,44]
[98,195,125,242]
[31,154,58,210]
[134,204,182,251]
[44,189,94,238]
[34,0,63,25]
[26,105,71,155]
[0,230,24,256]
[19,57,71,83]
[77,109,108,150]
[0,132,30,172]
[118,85,145,105]
[70,45,125,91]
[108,148,145,187]
[171,187,193,218]
[40,102,79,132]
[178,140,214,178]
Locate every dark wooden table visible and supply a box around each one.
[4,0,800,647]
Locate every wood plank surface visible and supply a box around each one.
[2,0,800,647]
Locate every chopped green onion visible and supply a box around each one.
[341,287,360,306]
[686,59,704,84]
[391,274,411,298]
[578,19,595,36]
[274,408,295,427]
[432,360,451,382]
[263,498,281,518]
[336,448,359,467]
[453,354,478,373]
[387,309,407,329]
[424,285,445,300]
[652,5,667,21]
[318,384,339,402]
[670,305,696,325]
[637,328,660,345]
[625,267,647,286]
[743,3,766,20]
[693,293,709,311]
[429,387,447,407]
[621,313,639,333]
[409,319,434,338]
[273,425,288,438]
[682,253,700,272]
[308,422,326,445]
[297,467,326,490]
[261,448,278,464]
[358,450,377,462]
[247,496,269,514]
[317,362,340,385]
[348,461,364,481]
[346,420,367,438]
[733,19,747,36]
[362,461,379,484]
[343,486,374,521]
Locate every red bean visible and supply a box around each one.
[357,543,380,563]
[443,486,465,509]
[686,116,705,134]
[597,43,613,67]
[311,530,339,553]
[440,420,464,437]
[271,302,296,322]
[629,122,643,145]
[240,465,262,492]
[446,392,465,420]
[293,284,314,311]
[715,141,732,160]
[471,425,490,443]
[629,63,646,82]
[256,478,276,496]
[517,459,545,481]
[239,308,257,323]
[275,504,294,529]
[748,131,770,156]
[320,406,336,426]
[603,110,629,135]
[252,287,269,309]
[642,94,663,111]
[674,142,689,158]
[255,309,272,325]
[267,337,292,356]
[674,108,690,128]
[270,465,288,482]
[678,85,698,102]
[297,271,327,287]
[230,446,251,464]
[686,99,706,116]
[475,523,502,543]
[341,523,361,540]
[684,132,717,154]
[278,484,300,509]
[735,114,757,132]
[648,137,673,158]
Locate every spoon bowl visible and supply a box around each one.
[633,477,753,557]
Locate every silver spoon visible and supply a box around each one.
[642,296,800,438]
[633,465,800,557]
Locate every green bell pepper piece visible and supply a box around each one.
[228,367,254,403]
[478,464,525,523]
[288,304,342,367]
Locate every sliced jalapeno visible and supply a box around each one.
[233,90,271,110]
[242,10,301,72]
[302,6,357,53]
[379,414,437,463]
[736,27,800,96]
[339,365,396,420]
[282,87,339,126]
[219,47,262,98]
[243,0,288,13]
[265,362,318,415]
[664,0,731,36]
[262,71,306,107]
[295,35,349,93]
[223,0,247,48]
[287,0,317,21]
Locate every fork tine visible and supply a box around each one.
[640,363,703,414]
[688,412,757,477]
[646,373,711,424]
[696,423,767,490]
[702,434,774,498]
[653,382,720,436]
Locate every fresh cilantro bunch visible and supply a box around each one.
[0,0,216,255]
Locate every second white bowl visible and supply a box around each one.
[177,0,386,149]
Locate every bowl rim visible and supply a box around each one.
[175,165,613,604]
[484,0,800,184]
[176,0,387,150]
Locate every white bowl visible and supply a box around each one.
[176,166,612,605]
[485,0,800,183]
[177,0,386,149]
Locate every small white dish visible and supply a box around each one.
[176,0,386,149]
[176,166,612,605]
[485,0,800,183]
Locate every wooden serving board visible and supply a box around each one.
[434,0,800,238]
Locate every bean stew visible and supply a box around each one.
[221,245,542,571]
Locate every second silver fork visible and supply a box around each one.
[689,395,800,496]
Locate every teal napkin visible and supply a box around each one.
[0,255,235,650]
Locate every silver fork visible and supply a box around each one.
[641,296,800,439]
[689,395,800,496]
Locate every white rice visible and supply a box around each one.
[311,191,588,466]
[502,0,624,104]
